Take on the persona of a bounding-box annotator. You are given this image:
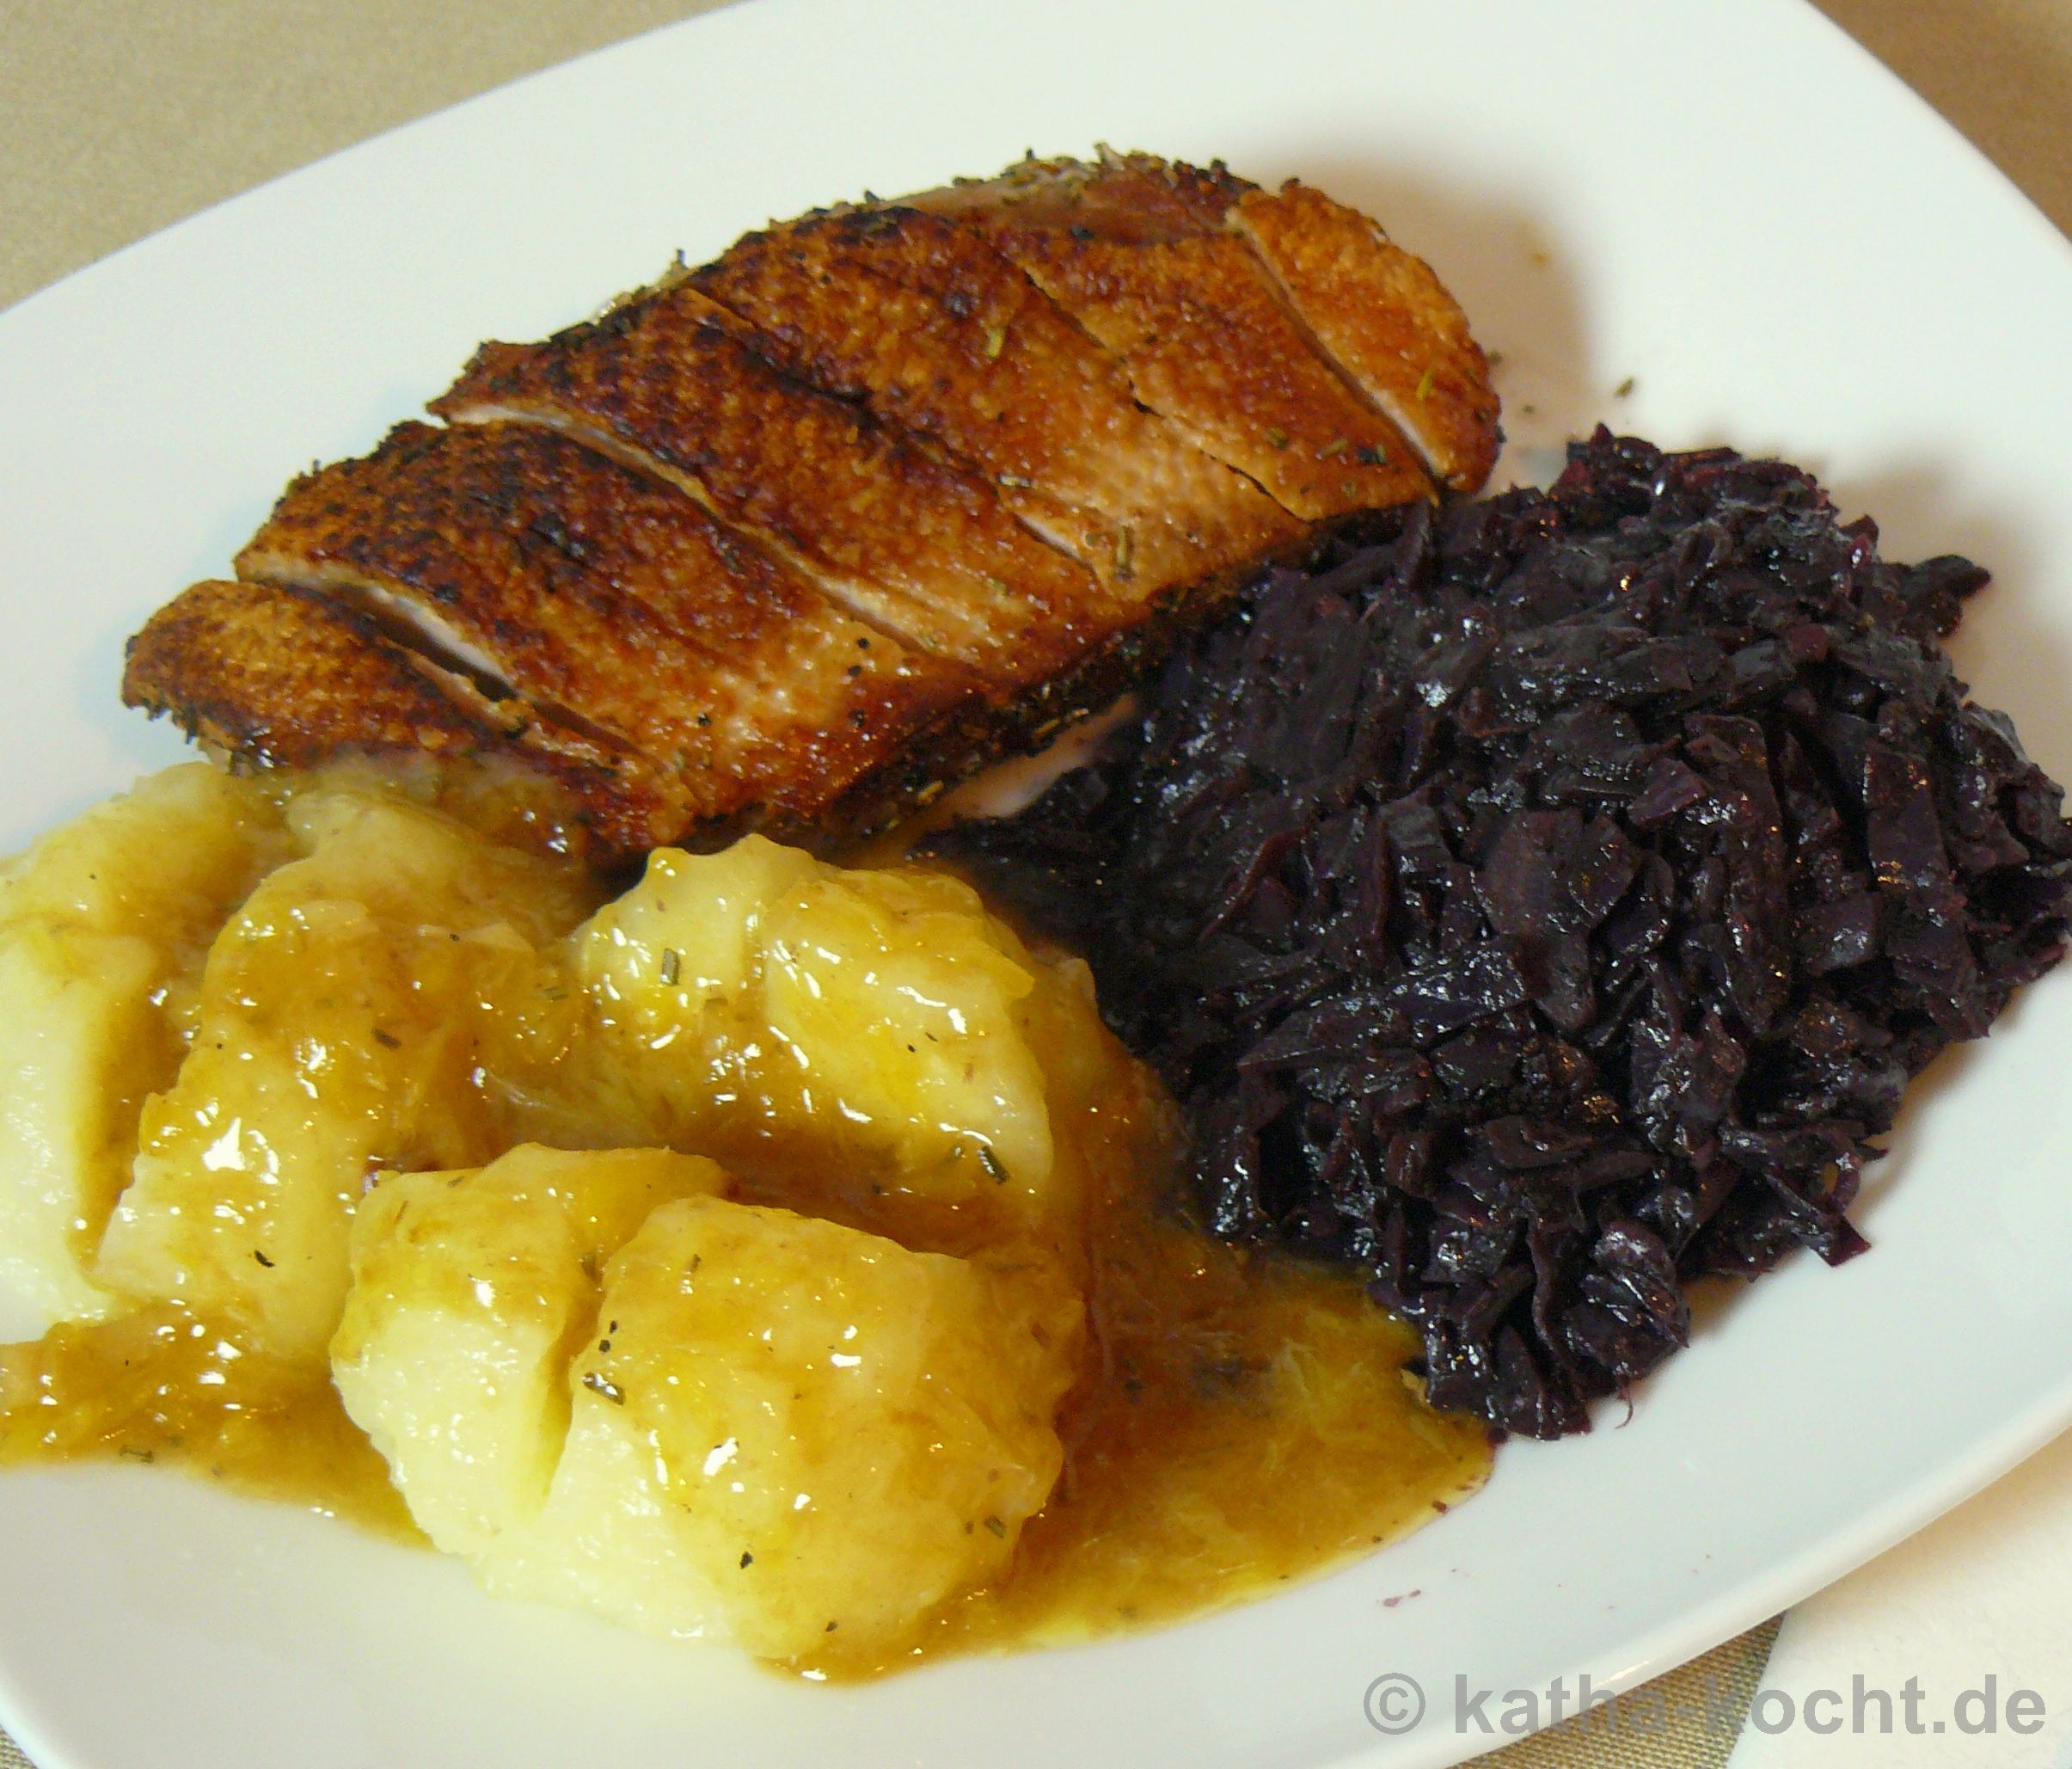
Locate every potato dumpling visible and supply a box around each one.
[0,762,288,946]
[577,837,1083,1222]
[0,765,288,1324]
[331,1146,727,1555]
[583,838,817,1014]
[481,1196,1081,1659]
[95,788,602,1363]
[759,868,1055,1195]
[1,781,1137,1663]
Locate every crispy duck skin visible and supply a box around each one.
[691,206,1302,584]
[125,152,1500,857]
[122,580,695,854]
[432,287,1113,682]
[1230,179,1500,492]
[909,151,1495,496]
[237,420,982,824]
[908,157,1437,521]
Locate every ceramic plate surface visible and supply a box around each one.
[3,2,2071,1764]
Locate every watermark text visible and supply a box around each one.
[1361,1670,2046,1740]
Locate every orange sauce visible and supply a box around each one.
[804,1115,1491,1675]
[0,1126,1488,1675]
[0,1304,416,1539]
[0,777,1490,1673]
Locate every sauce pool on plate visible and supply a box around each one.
[0,762,1489,1673]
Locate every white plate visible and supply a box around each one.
[3,2,2072,1764]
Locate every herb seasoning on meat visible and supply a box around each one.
[935,429,2072,1438]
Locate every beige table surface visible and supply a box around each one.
[1,1,2067,1765]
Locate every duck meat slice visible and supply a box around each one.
[690,204,1303,585]
[236,419,983,830]
[908,152,1439,521]
[127,153,1499,857]
[432,284,1119,685]
[122,578,696,857]
[1230,179,1500,492]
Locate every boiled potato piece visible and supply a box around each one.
[759,868,1054,1196]
[96,788,601,1363]
[576,838,1082,1223]
[332,1146,727,1555]
[0,765,287,1324]
[583,838,817,1014]
[0,762,287,949]
[0,930,169,1325]
[481,1197,1080,1658]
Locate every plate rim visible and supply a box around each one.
[3,3,2072,1766]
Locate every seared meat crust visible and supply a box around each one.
[1231,180,1499,491]
[434,288,1107,683]
[239,420,981,824]
[124,153,1500,857]
[123,579,694,855]
[910,157,1435,520]
[693,206,1301,586]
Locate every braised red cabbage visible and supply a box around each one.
[933,429,2072,1438]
